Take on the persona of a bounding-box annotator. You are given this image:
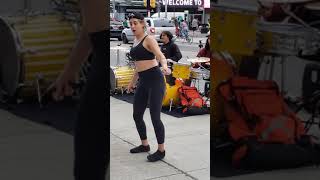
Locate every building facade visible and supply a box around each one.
[111,0,210,25]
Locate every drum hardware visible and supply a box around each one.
[280,4,319,31]
[280,56,287,95]
[110,66,135,95]
[257,21,320,93]
[35,73,43,107]
[111,45,130,66]
[166,59,178,65]
[187,57,210,63]
[257,22,320,56]
[190,67,210,91]
[260,55,289,94]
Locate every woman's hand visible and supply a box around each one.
[161,66,171,75]
[50,68,77,101]
[127,81,136,93]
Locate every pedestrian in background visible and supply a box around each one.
[160,31,182,85]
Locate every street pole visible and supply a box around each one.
[113,0,116,19]
[157,1,160,18]
[165,2,167,18]
[147,0,151,17]
[202,9,205,24]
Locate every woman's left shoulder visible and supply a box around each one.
[146,35,156,42]
[145,35,158,46]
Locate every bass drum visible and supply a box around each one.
[162,79,183,107]
[110,66,135,94]
[0,15,77,99]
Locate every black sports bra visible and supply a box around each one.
[130,35,155,61]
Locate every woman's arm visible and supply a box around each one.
[131,71,139,85]
[127,70,139,92]
[52,0,107,100]
[146,36,168,69]
[63,28,92,77]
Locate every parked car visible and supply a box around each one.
[121,18,176,44]
[110,20,124,41]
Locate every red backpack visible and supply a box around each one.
[178,86,207,114]
[218,77,309,167]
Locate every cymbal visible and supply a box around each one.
[166,59,177,64]
[259,0,312,3]
[110,46,129,51]
[305,2,320,10]
[187,57,210,63]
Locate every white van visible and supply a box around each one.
[121,17,176,44]
[151,12,186,20]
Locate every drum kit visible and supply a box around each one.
[161,57,210,111]
[109,55,210,111]
[109,45,133,94]
[256,0,320,93]
[211,0,320,133]
[0,0,82,106]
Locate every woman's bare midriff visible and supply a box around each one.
[135,59,159,72]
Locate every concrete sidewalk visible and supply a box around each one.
[110,97,210,180]
[0,109,74,180]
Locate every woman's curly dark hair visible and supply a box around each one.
[160,31,173,42]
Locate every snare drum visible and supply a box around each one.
[110,66,135,94]
[257,22,320,56]
[0,15,77,98]
[172,63,191,79]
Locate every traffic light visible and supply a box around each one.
[143,0,147,7]
[150,0,156,8]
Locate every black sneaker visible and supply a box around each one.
[130,145,150,153]
[147,150,165,162]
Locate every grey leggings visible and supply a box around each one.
[133,66,166,144]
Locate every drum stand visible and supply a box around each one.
[117,49,120,66]
[35,74,44,108]
[258,1,320,95]
[263,55,287,94]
